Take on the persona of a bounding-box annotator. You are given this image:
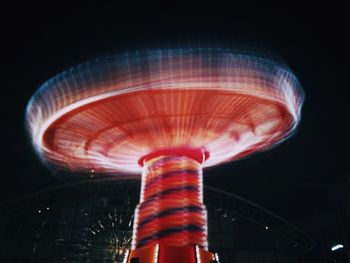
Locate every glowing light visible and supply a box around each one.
[196,245,201,263]
[75,207,133,262]
[154,244,159,263]
[215,253,220,263]
[26,47,304,175]
[132,153,208,249]
[122,249,130,263]
[331,244,344,251]
[26,46,304,260]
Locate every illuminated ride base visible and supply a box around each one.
[129,147,215,263]
[26,47,304,263]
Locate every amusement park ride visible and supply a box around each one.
[26,47,303,262]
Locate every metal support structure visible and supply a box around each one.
[0,179,315,254]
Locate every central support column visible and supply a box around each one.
[134,153,207,249]
[126,148,217,263]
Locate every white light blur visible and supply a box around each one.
[26,47,304,176]
[122,249,130,263]
[196,245,201,263]
[331,244,344,251]
[154,244,159,263]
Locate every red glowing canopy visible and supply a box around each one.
[26,47,304,175]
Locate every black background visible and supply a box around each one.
[1,0,349,260]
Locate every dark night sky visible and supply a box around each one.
[1,0,349,254]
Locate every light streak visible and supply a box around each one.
[26,47,304,175]
[122,249,129,263]
[154,244,159,263]
[196,245,201,263]
[331,244,344,251]
[215,253,220,263]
